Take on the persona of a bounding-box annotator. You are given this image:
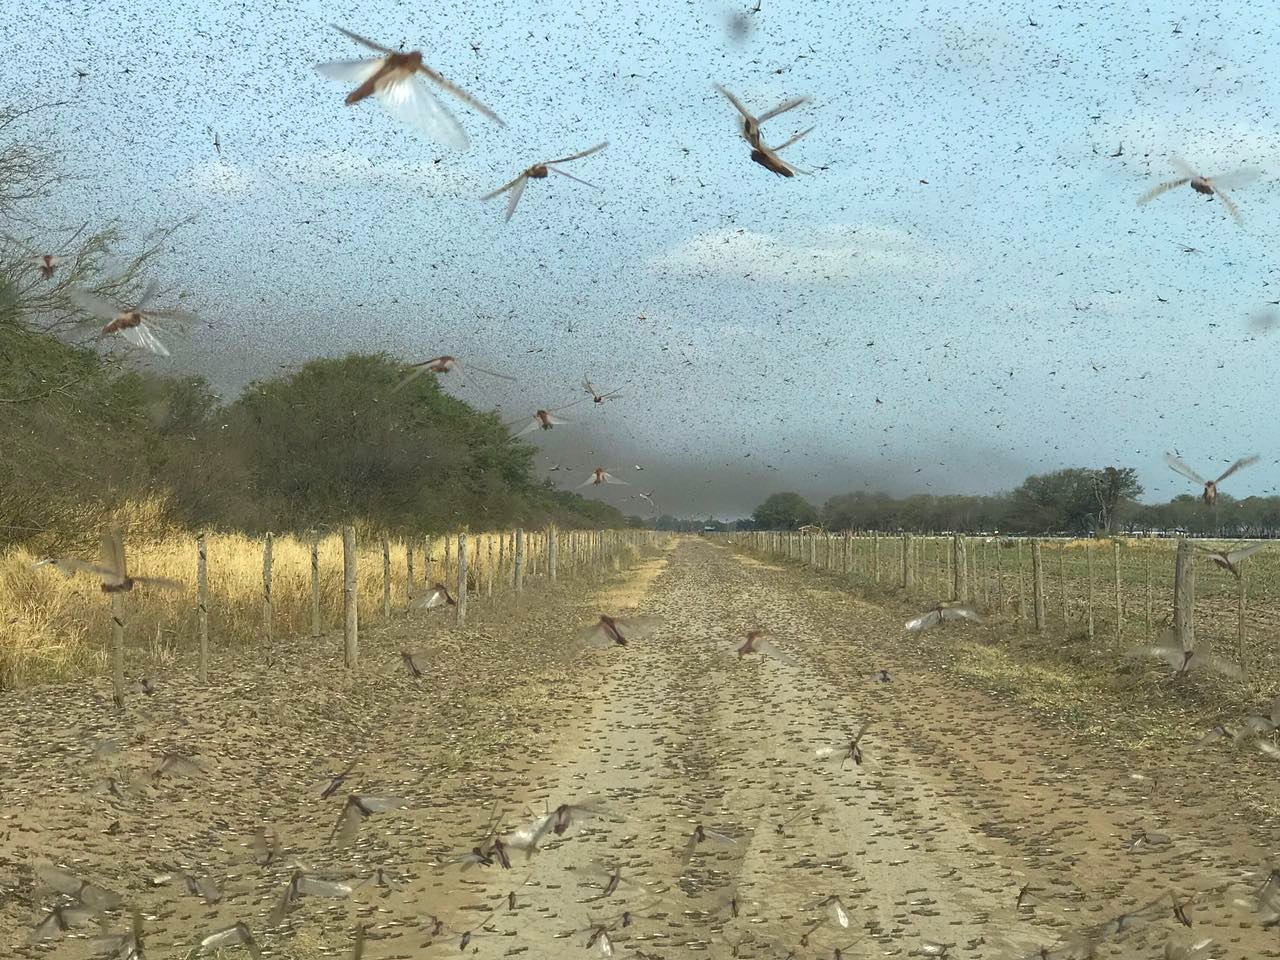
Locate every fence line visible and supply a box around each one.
[718,529,1280,683]
[2,526,663,701]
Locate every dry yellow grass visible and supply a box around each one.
[0,523,610,688]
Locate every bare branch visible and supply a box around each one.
[0,101,69,135]
[1,219,191,336]
[0,102,68,219]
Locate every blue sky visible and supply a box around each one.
[5,0,1278,517]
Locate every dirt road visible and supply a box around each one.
[4,537,1276,959]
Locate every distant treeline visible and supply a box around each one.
[742,469,1280,538]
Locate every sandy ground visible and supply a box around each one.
[3,538,1278,959]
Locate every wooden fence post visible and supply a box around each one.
[1152,547,1162,640]
[1173,538,1195,652]
[514,528,525,593]
[1112,540,1122,646]
[310,534,322,637]
[423,536,433,585]
[343,526,358,668]
[1059,546,1068,625]
[487,537,495,597]
[1016,539,1025,619]
[197,534,209,684]
[111,592,126,709]
[1237,569,1249,677]
[456,530,469,625]
[944,538,953,597]
[988,542,998,609]
[952,534,968,602]
[902,533,913,589]
[406,541,415,609]
[1085,542,1096,641]
[873,532,880,583]
[1031,540,1046,632]
[382,537,392,619]
[262,533,274,647]
[939,537,946,596]
[549,526,558,582]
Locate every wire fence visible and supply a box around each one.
[0,526,662,695]
[720,530,1279,682]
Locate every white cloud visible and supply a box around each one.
[648,224,958,283]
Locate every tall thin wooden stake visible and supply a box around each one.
[382,537,392,619]
[1085,542,1095,641]
[549,526,558,582]
[1172,538,1195,652]
[1152,547,1162,640]
[310,534,322,637]
[1059,546,1068,625]
[902,533,914,589]
[993,539,1002,608]
[1031,540,1046,632]
[111,592,126,709]
[406,541,415,609]
[456,530,469,625]
[952,534,968,602]
[1016,539,1026,619]
[262,533,274,647]
[514,528,525,592]
[197,534,209,684]
[1237,568,1248,678]
[343,526,358,668]
[1112,539,1122,647]
[486,537,495,596]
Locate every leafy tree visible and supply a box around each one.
[1090,466,1143,534]
[1007,469,1092,534]
[195,354,618,533]
[0,282,158,550]
[752,492,819,530]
